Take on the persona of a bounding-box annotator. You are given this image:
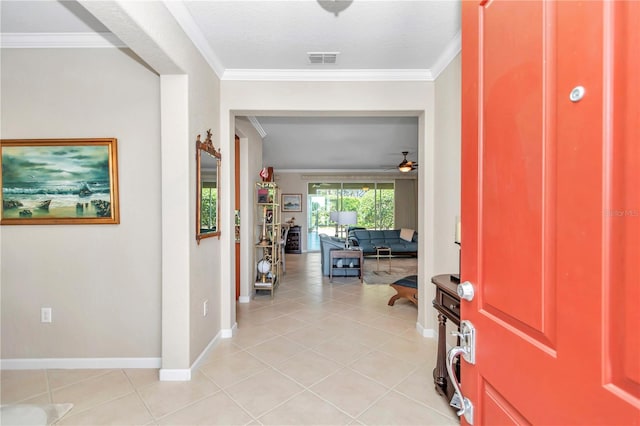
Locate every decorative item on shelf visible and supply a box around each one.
[336,259,344,268]
[257,188,269,203]
[259,166,274,182]
[349,261,354,268]
[257,258,272,283]
[258,206,271,246]
[451,215,461,283]
[338,211,357,248]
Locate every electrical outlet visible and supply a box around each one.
[203,300,208,317]
[41,307,52,323]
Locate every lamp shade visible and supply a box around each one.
[337,211,357,226]
[329,211,339,223]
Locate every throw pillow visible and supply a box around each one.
[400,228,414,242]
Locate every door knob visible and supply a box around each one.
[457,281,475,301]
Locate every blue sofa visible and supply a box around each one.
[348,229,418,255]
[319,234,361,277]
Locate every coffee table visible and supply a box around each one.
[374,246,392,272]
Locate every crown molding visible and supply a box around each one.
[163,0,225,79]
[293,171,418,179]
[222,68,434,82]
[429,30,461,80]
[247,116,267,138]
[0,32,125,48]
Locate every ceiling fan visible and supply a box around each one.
[397,151,418,172]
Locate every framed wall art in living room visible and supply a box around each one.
[0,138,120,225]
[282,193,302,212]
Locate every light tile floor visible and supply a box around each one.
[1,253,459,426]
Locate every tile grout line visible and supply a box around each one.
[122,368,157,423]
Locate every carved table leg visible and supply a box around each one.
[433,312,448,396]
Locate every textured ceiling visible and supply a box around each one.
[179,0,460,76]
[258,116,419,172]
[1,0,460,172]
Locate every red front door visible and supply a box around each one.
[461,1,639,424]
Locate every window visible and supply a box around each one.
[307,181,395,239]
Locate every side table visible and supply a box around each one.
[329,249,363,282]
[431,274,461,405]
[374,246,392,272]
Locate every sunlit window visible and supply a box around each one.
[307,182,394,241]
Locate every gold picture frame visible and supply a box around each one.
[1,138,120,225]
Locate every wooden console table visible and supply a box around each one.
[431,274,461,405]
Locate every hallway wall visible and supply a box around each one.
[1,48,162,361]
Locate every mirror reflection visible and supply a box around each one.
[196,130,221,243]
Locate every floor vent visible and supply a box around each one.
[307,52,339,64]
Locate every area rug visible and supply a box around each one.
[0,404,73,425]
[363,256,417,284]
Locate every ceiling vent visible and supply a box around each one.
[307,52,339,64]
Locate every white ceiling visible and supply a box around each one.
[0,0,461,173]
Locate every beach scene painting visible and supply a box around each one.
[1,138,119,224]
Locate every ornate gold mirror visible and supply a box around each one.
[196,130,221,243]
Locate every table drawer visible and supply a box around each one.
[439,291,460,318]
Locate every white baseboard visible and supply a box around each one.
[158,368,191,381]
[220,322,237,339]
[416,322,437,338]
[159,330,223,381]
[238,296,251,303]
[0,357,161,370]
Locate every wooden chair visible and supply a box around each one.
[278,225,290,273]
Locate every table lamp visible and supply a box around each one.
[330,211,339,237]
[338,211,357,248]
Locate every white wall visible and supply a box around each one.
[2,0,224,375]
[433,54,461,275]
[433,54,462,347]
[1,48,162,361]
[234,117,264,301]
[79,0,223,373]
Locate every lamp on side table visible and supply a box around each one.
[338,211,357,248]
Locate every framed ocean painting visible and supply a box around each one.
[1,138,120,225]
